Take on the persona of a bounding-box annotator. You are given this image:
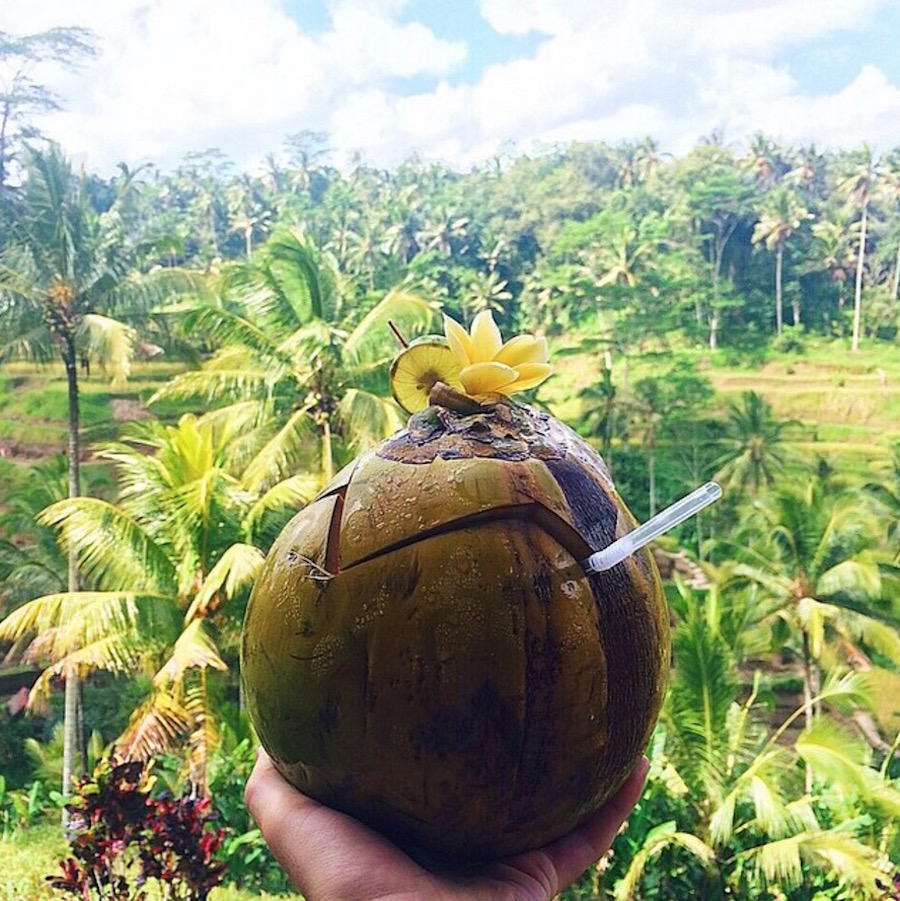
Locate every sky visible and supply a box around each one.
[2,0,900,177]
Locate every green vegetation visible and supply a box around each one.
[0,31,899,901]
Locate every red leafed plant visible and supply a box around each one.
[47,758,225,901]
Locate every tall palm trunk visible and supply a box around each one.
[892,236,900,301]
[774,241,784,336]
[800,630,818,793]
[851,200,868,353]
[708,218,738,351]
[322,418,334,483]
[61,333,82,821]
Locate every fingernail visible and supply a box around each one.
[636,755,650,781]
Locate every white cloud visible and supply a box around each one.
[739,64,900,153]
[477,0,598,37]
[0,0,465,172]
[2,0,899,175]
[322,3,465,82]
[464,0,900,161]
[687,0,888,54]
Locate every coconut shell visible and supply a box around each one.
[241,398,669,861]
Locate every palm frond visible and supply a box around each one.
[667,602,737,767]
[28,630,146,685]
[184,675,219,795]
[743,826,893,897]
[79,313,136,386]
[862,768,900,818]
[255,230,328,324]
[241,407,317,492]
[836,608,900,665]
[708,748,787,845]
[0,320,56,364]
[795,718,868,792]
[817,559,882,604]
[197,398,271,447]
[244,474,321,542]
[796,595,826,659]
[116,690,192,762]
[184,543,265,623]
[276,319,344,367]
[728,562,790,599]
[0,590,175,650]
[614,821,716,900]
[815,668,873,714]
[37,497,176,592]
[343,287,436,365]
[337,388,405,452]
[0,260,42,303]
[149,364,275,407]
[153,619,227,688]
[180,303,279,358]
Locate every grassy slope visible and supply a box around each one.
[0,360,192,460]
[543,336,900,481]
[2,337,898,467]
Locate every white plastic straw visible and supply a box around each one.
[583,481,723,574]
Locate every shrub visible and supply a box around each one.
[47,758,225,901]
[0,775,54,835]
[206,738,294,895]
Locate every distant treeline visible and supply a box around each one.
[2,132,900,355]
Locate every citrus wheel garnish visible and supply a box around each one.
[389,336,463,414]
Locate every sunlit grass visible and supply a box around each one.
[0,821,301,901]
[0,822,66,901]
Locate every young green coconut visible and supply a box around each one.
[242,312,670,861]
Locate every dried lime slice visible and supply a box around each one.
[390,337,463,414]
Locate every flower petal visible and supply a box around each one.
[493,335,548,368]
[443,314,474,367]
[505,362,554,392]
[470,310,503,361]
[460,361,518,396]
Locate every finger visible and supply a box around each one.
[510,756,650,896]
[244,751,426,899]
[547,756,650,890]
[245,751,361,897]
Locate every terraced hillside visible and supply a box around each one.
[2,340,899,475]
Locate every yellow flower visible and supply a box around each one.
[443,311,553,398]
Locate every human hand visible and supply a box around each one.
[245,750,649,901]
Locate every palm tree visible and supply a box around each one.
[740,133,789,192]
[864,442,900,558]
[751,186,812,335]
[676,142,755,350]
[615,584,899,899]
[224,175,271,261]
[0,145,197,804]
[461,269,513,321]
[0,26,97,197]
[835,148,878,353]
[153,230,435,485]
[714,391,794,495]
[622,363,714,517]
[806,219,854,325]
[0,411,317,793]
[725,479,900,738]
[578,363,617,457]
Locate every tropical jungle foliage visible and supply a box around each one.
[0,23,899,901]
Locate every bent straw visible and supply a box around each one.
[583,481,723,574]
